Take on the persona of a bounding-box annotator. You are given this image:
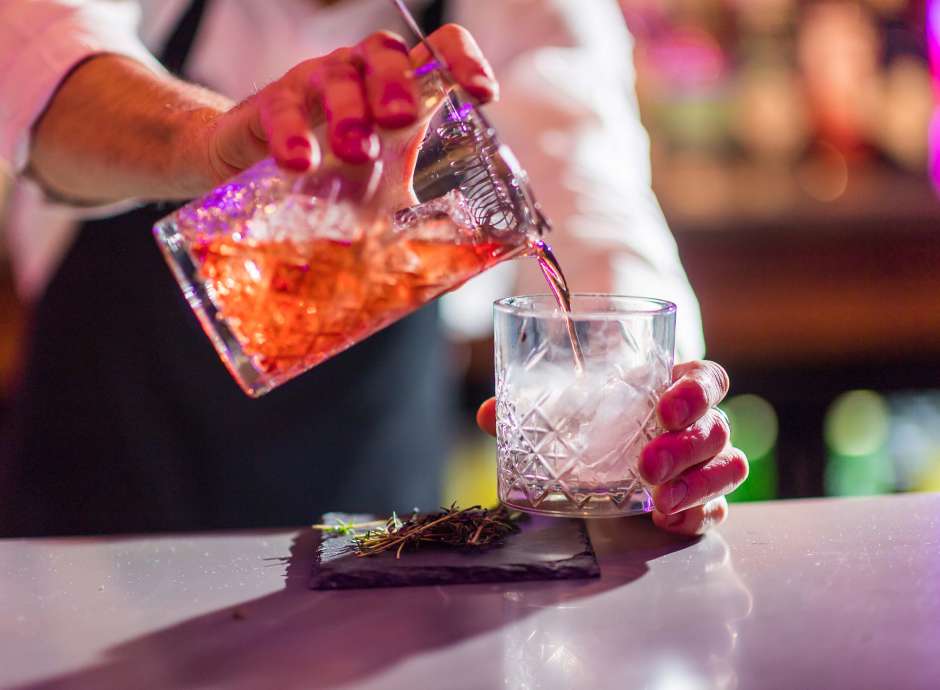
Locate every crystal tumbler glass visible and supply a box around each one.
[495,294,676,517]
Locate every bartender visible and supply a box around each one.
[0,0,746,537]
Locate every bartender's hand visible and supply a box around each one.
[30,25,496,202]
[476,360,749,536]
[206,24,496,178]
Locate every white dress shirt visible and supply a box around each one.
[0,0,705,360]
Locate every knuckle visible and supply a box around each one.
[671,361,695,381]
[325,46,356,64]
[316,49,360,82]
[322,61,359,82]
[259,84,285,102]
[437,23,470,41]
[684,470,711,504]
[365,30,408,53]
[683,422,710,453]
[660,428,685,452]
[703,360,730,399]
[727,448,749,484]
[706,450,747,498]
[365,64,409,82]
[290,57,323,79]
[680,377,710,412]
[710,409,732,447]
[260,88,298,114]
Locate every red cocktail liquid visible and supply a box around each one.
[193,233,515,384]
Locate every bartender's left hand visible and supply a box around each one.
[476,360,749,536]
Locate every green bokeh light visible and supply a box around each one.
[824,390,890,457]
[722,394,778,502]
[723,394,779,459]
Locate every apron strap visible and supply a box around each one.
[419,0,448,34]
[160,0,210,76]
[1,0,452,538]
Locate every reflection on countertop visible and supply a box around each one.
[1,494,938,690]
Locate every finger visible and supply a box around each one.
[477,398,497,436]
[658,360,731,431]
[358,31,418,129]
[652,447,749,515]
[207,99,271,179]
[652,497,729,536]
[258,86,320,172]
[638,408,731,484]
[313,48,379,164]
[410,23,498,102]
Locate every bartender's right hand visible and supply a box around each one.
[203,24,497,182]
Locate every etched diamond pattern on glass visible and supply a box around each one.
[495,295,675,517]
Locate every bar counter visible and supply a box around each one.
[2,493,938,689]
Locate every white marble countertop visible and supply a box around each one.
[1,494,938,690]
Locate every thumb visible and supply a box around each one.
[204,101,266,181]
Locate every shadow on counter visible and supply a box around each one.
[13,518,730,690]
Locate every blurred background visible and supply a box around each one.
[1,0,938,508]
[444,0,940,507]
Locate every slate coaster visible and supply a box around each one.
[310,511,599,590]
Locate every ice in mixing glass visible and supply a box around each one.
[163,174,524,393]
[495,295,676,517]
[155,51,550,397]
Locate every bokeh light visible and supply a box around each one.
[722,394,778,502]
[723,394,778,459]
[443,437,498,508]
[824,390,890,457]
[796,142,849,202]
[886,391,940,492]
[825,390,894,496]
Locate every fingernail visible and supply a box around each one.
[334,121,378,163]
[671,398,691,428]
[652,450,673,484]
[380,83,415,108]
[282,157,310,172]
[379,84,416,127]
[335,120,370,140]
[286,136,311,151]
[465,74,497,100]
[378,35,409,54]
[380,103,415,128]
[664,479,688,513]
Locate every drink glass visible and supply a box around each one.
[153,65,548,397]
[495,294,676,518]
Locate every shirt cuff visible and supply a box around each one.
[0,2,164,172]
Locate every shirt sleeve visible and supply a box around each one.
[0,0,164,173]
[441,0,705,361]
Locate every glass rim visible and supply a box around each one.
[494,293,677,320]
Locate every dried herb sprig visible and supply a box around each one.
[354,504,522,559]
[311,518,388,537]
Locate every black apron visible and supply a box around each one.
[0,0,453,537]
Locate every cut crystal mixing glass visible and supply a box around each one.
[154,62,549,396]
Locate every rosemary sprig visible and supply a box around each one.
[311,518,387,537]
[353,504,522,559]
